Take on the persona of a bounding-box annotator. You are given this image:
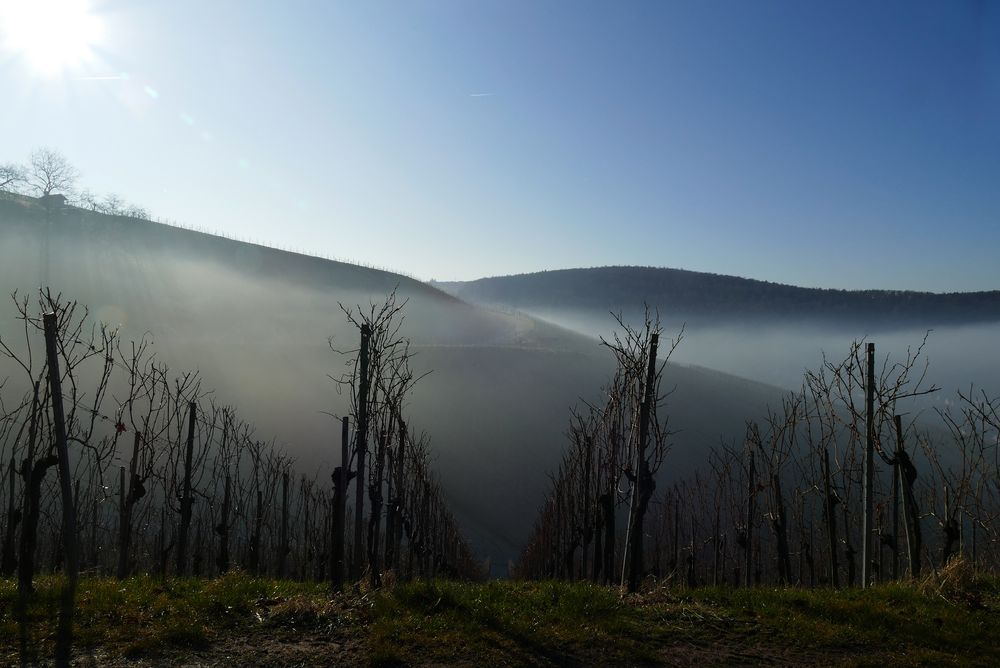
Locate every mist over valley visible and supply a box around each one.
[0,197,789,565]
[2,3,999,663]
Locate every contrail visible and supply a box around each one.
[469,92,495,97]
[74,74,128,81]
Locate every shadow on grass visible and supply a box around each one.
[371,580,659,666]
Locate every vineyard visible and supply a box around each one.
[0,289,483,664]
[1,289,1000,666]
[0,1,994,662]
[516,309,1000,592]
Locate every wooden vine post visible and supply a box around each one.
[861,342,875,588]
[177,401,197,575]
[351,324,371,581]
[43,312,78,666]
[626,332,658,593]
[822,448,839,587]
[116,432,143,579]
[332,416,350,590]
[895,415,921,578]
[744,449,755,588]
[278,470,289,578]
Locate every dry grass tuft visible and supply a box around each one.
[919,556,988,608]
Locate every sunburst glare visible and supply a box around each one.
[0,0,105,76]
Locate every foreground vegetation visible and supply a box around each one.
[3,563,998,666]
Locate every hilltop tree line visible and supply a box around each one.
[516,308,1000,590]
[0,148,149,219]
[451,267,1000,327]
[0,289,482,663]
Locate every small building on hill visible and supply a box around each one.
[41,193,68,209]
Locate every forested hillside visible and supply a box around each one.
[439,266,1000,327]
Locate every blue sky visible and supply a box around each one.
[1,0,998,290]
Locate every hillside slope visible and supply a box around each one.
[438,266,1000,328]
[438,266,1000,393]
[0,197,783,565]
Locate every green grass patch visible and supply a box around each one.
[0,571,339,662]
[2,572,999,665]
[374,579,686,665]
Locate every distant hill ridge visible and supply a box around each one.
[437,266,1000,326]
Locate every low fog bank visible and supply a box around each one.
[511,306,1000,401]
[0,206,782,564]
[8,202,989,567]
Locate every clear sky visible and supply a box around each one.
[1,0,998,291]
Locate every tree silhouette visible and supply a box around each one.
[26,148,79,197]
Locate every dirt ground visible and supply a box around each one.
[50,627,860,667]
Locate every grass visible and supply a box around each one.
[370,580,654,665]
[0,573,351,663]
[2,566,999,666]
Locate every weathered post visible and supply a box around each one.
[895,416,920,578]
[351,324,371,581]
[601,421,619,586]
[891,443,900,580]
[744,449,755,588]
[369,430,387,589]
[250,489,263,574]
[772,473,792,585]
[157,499,169,577]
[626,333,658,593]
[116,466,126,575]
[862,342,875,588]
[332,417,349,590]
[971,511,978,568]
[712,504,721,587]
[44,311,78,667]
[384,440,396,569]
[687,514,696,588]
[18,385,53,595]
[72,479,80,567]
[319,497,332,581]
[1,456,21,576]
[720,534,728,586]
[822,448,839,587]
[192,519,204,576]
[89,494,99,573]
[315,498,334,582]
[671,499,680,578]
[216,475,231,573]
[600,492,615,585]
[117,432,143,579]
[581,433,593,580]
[592,508,603,583]
[941,487,960,566]
[804,519,816,587]
[390,419,407,573]
[420,480,431,580]
[177,401,197,575]
[299,476,309,579]
[278,470,289,579]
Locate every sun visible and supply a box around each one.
[0,0,105,76]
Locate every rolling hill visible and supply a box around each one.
[437,266,1000,328]
[0,196,783,568]
[437,267,1000,393]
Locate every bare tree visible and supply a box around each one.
[26,148,79,197]
[0,163,26,195]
